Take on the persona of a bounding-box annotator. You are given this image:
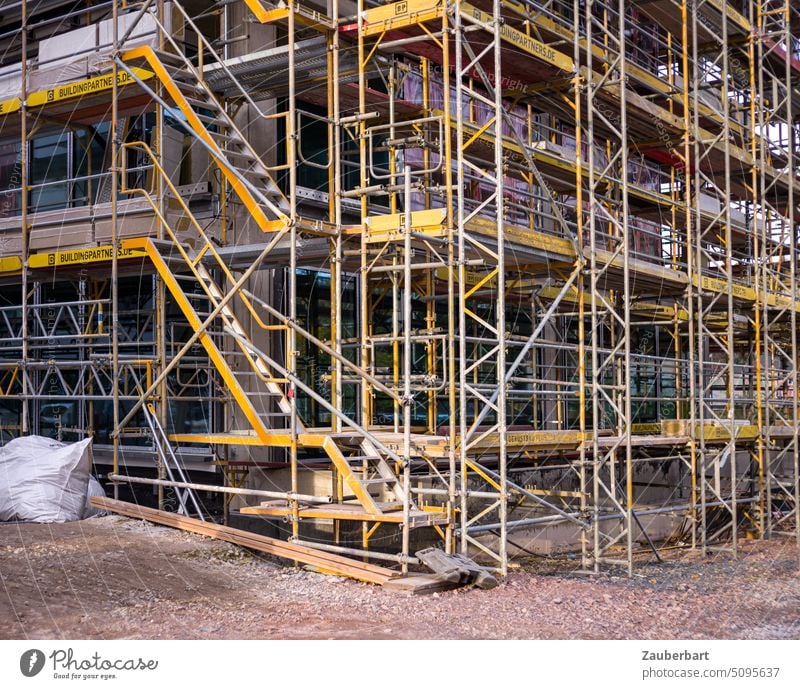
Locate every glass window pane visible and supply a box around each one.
[0,141,22,217]
[30,132,69,213]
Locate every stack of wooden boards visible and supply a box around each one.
[90,497,395,585]
[90,497,498,594]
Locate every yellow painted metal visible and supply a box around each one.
[468,216,575,257]
[360,0,574,74]
[693,274,756,301]
[169,432,291,446]
[299,432,382,515]
[435,266,497,288]
[0,67,153,116]
[631,423,664,435]
[28,244,147,269]
[464,268,498,300]
[465,429,591,451]
[0,367,20,397]
[243,0,334,30]
[117,144,406,521]
[365,208,446,242]
[239,502,449,524]
[360,0,444,36]
[700,424,759,442]
[0,256,22,274]
[0,97,21,116]
[536,284,693,320]
[5,0,787,572]
[124,236,277,445]
[243,0,290,23]
[706,0,751,32]
[688,273,798,312]
[461,2,574,73]
[26,67,154,108]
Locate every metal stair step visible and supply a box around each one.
[229,164,270,180]
[375,502,405,513]
[343,455,383,463]
[194,112,224,126]
[208,130,239,143]
[172,82,205,96]
[154,50,191,67]
[167,67,199,82]
[357,478,394,486]
[221,148,260,163]
[184,95,221,111]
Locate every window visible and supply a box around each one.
[0,120,117,216]
[73,121,111,207]
[29,131,70,213]
[0,141,22,217]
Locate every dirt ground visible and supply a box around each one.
[1,515,799,640]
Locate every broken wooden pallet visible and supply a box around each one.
[90,497,396,586]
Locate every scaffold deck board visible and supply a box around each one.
[239,500,449,526]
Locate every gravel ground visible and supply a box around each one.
[1,515,799,640]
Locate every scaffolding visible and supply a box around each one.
[0,0,798,576]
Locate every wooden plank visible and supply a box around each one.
[91,497,396,585]
[382,573,461,595]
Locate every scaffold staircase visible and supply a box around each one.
[132,237,414,517]
[111,0,439,523]
[118,42,289,233]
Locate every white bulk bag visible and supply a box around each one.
[0,435,93,523]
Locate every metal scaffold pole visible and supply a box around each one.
[111,0,121,501]
[681,0,699,553]
[585,0,634,573]
[573,0,590,571]
[453,0,508,573]
[757,0,800,553]
[692,0,738,557]
[19,0,29,437]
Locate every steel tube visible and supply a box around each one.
[107,473,331,504]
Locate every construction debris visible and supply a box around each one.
[415,548,499,590]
